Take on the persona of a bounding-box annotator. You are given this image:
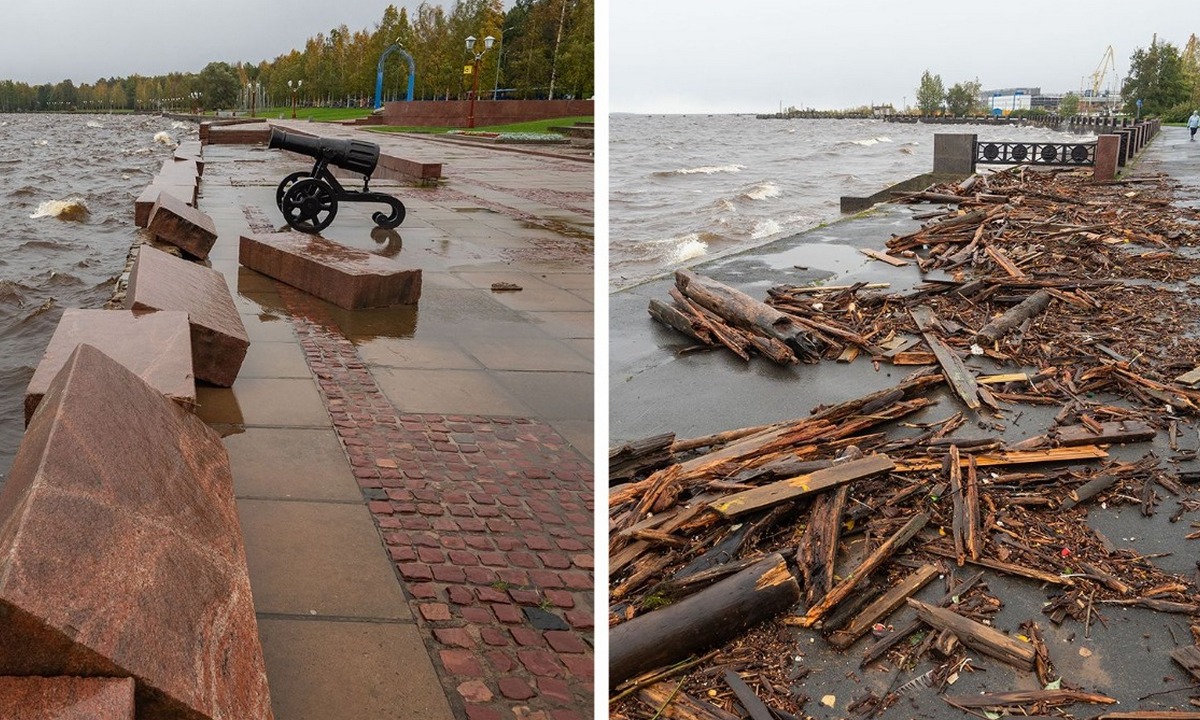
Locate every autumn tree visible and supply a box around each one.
[1058,92,1080,116]
[916,70,944,115]
[945,79,980,116]
[1122,38,1189,115]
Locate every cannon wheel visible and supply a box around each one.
[275,171,310,210]
[281,178,338,234]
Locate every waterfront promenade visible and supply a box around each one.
[609,125,1200,717]
[197,121,593,719]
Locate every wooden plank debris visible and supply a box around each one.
[907,599,1036,670]
[709,455,894,518]
[827,564,940,650]
[860,248,909,266]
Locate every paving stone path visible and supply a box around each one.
[276,282,594,720]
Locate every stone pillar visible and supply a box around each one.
[1093,135,1121,181]
[1117,130,1130,166]
[933,133,977,174]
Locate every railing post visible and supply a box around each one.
[1093,134,1121,181]
[933,133,978,174]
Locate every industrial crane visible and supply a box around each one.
[1083,45,1116,114]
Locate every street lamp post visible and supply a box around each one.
[190,91,201,115]
[464,34,494,129]
[248,81,260,118]
[492,26,512,100]
[288,79,303,119]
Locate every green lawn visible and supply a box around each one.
[254,107,374,122]
[369,116,592,135]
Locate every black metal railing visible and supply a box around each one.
[974,141,1095,167]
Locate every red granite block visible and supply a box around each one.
[135,185,194,227]
[239,232,422,309]
[0,676,135,719]
[126,246,249,386]
[25,309,195,424]
[0,345,272,719]
[159,157,200,183]
[147,191,218,260]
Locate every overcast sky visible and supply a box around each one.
[0,0,465,85]
[611,1,1200,114]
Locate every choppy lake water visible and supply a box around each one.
[0,113,190,479]
[609,114,1095,289]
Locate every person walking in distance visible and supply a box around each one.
[1189,110,1200,141]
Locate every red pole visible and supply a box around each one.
[468,58,481,128]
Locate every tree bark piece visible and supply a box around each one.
[827,564,940,650]
[797,486,849,606]
[610,554,800,687]
[649,298,712,344]
[1171,645,1200,682]
[906,599,1036,670]
[1053,420,1156,447]
[975,290,1052,345]
[924,546,1074,586]
[788,513,929,628]
[710,455,894,518]
[675,269,822,361]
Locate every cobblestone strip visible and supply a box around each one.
[276,284,595,720]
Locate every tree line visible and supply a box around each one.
[912,34,1200,121]
[0,0,593,113]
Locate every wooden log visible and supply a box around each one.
[827,564,940,650]
[797,486,848,606]
[638,682,741,720]
[610,433,676,484]
[906,599,1036,670]
[943,689,1116,708]
[710,455,894,518]
[859,571,984,667]
[947,447,967,566]
[610,554,800,687]
[675,270,821,360]
[1061,472,1121,511]
[649,299,712,344]
[975,290,1052,346]
[1171,645,1200,682]
[911,306,980,410]
[788,513,929,628]
[669,288,752,361]
[964,456,982,561]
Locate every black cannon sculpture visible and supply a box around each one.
[268,127,406,234]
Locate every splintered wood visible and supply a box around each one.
[620,167,1200,719]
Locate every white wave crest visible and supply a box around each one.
[661,163,744,176]
[153,131,176,147]
[743,181,781,201]
[171,121,188,130]
[669,233,709,263]
[751,219,781,239]
[30,198,88,221]
[86,120,103,129]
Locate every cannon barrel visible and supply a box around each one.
[268,127,380,177]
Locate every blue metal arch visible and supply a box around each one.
[375,44,415,108]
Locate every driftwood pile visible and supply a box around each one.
[619,167,1200,719]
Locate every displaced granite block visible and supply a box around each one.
[0,344,273,719]
[126,246,248,386]
[135,185,194,228]
[0,676,135,720]
[239,232,422,309]
[25,308,195,425]
[158,157,200,183]
[147,191,218,259]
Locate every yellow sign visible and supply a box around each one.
[463,65,473,75]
